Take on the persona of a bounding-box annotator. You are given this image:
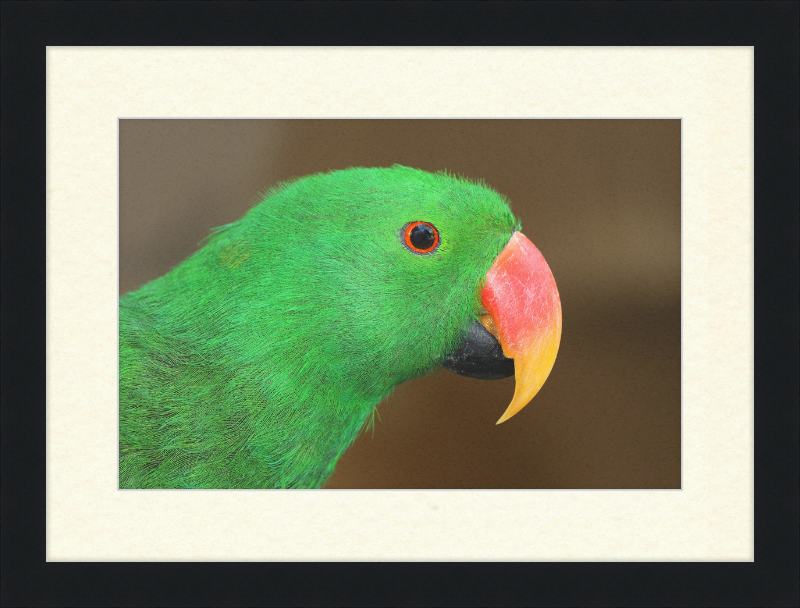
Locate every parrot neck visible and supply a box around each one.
[120,282,389,488]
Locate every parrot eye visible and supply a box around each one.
[403,221,439,254]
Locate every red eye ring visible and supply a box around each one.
[403,221,440,254]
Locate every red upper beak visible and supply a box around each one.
[480,232,562,424]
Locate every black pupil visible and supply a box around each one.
[410,224,435,250]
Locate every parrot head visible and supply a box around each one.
[199,165,561,425]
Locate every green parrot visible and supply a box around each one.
[119,166,561,489]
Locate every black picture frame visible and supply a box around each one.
[2,2,797,606]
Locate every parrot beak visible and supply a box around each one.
[481,232,562,424]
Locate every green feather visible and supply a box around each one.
[119,166,519,488]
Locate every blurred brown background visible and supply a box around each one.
[119,119,680,489]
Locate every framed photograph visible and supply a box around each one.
[3,2,796,606]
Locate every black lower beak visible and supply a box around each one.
[441,319,515,380]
